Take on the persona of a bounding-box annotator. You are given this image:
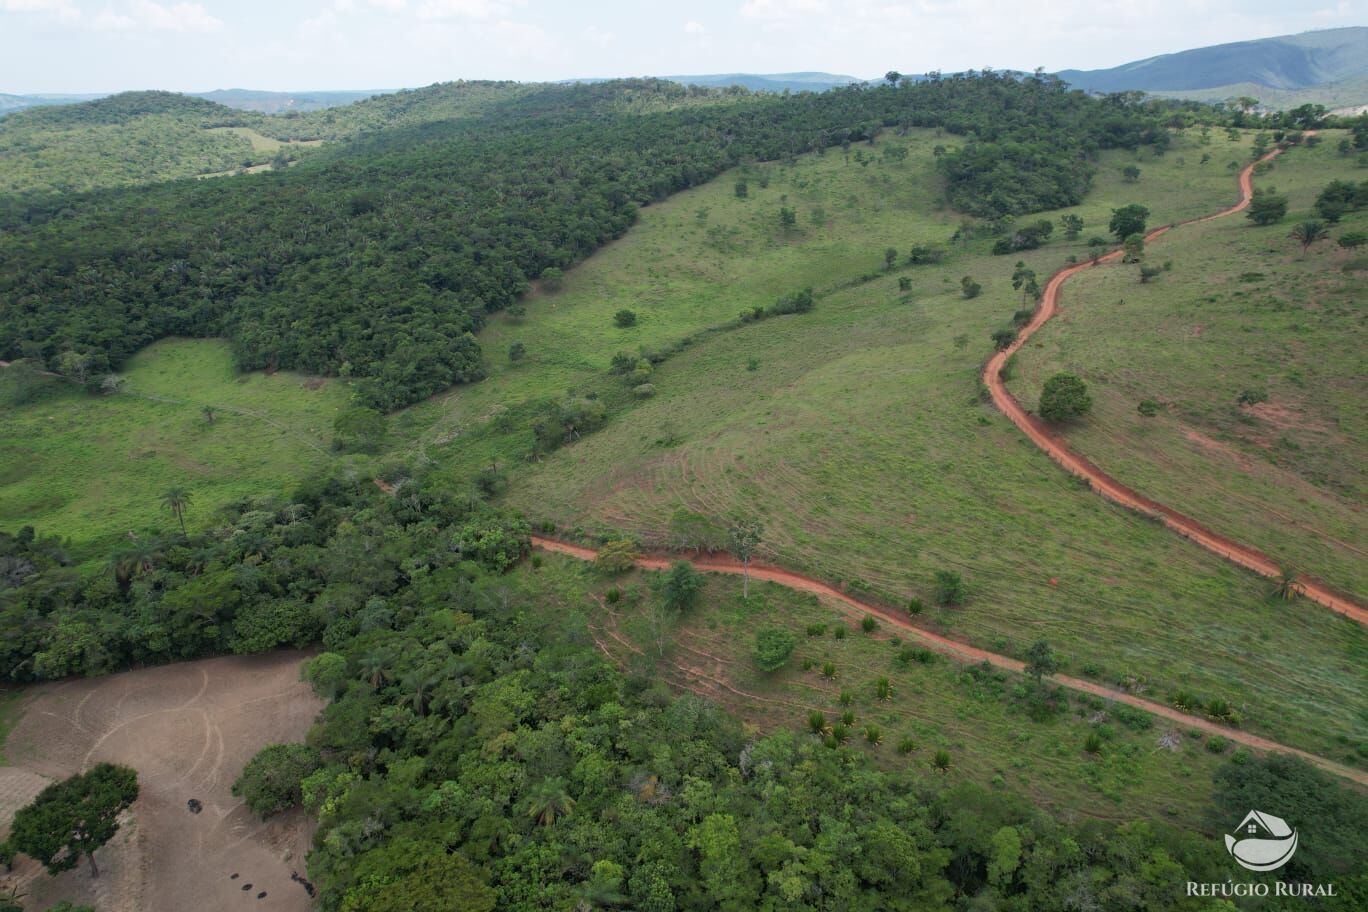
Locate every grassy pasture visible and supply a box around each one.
[0,339,346,557]
[515,553,1240,827]
[1009,132,1367,596]
[468,129,1366,767]
[205,125,323,154]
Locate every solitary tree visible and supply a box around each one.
[9,763,139,878]
[657,560,705,613]
[160,487,193,535]
[753,627,797,672]
[201,404,216,425]
[727,520,763,598]
[1059,213,1084,240]
[613,309,637,328]
[1121,165,1141,183]
[1024,639,1059,686]
[1108,204,1149,241]
[884,70,902,85]
[1246,188,1289,226]
[1289,219,1329,256]
[960,276,982,299]
[779,207,797,231]
[1038,373,1092,423]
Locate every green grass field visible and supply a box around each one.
[460,129,1366,768]
[205,126,323,154]
[514,553,1240,827]
[0,339,347,557]
[1008,133,1366,597]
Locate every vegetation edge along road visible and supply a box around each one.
[529,535,1368,788]
[984,140,1368,626]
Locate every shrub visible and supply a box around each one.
[991,328,1017,350]
[605,587,621,604]
[906,597,924,615]
[1084,732,1103,754]
[1137,399,1160,417]
[1237,388,1268,406]
[508,342,526,362]
[933,570,965,607]
[832,625,847,640]
[821,662,837,679]
[753,627,798,672]
[805,623,826,637]
[232,744,322,818]
[960,276,982,298]
[632,383,656,398]
[864,725,883,745]
[614,309,637,328]
[896,738,916,755]
[1206,735,1229,754]
[332,406,387,454]
[595,539,639,575]
[931,749,952,772]
[840,709,856,726]
[861,615,877,633]
[1038,373,1092,422]
[807,711,827,734]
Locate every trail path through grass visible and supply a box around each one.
[983,137,1367,626]
[531,535,1368,787]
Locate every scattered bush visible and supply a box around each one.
[861,615,878,633]
[933,570,965,607]
[1038,373,1092,423]
[613,309,637,328]
[233,744,322,818]
[594,539,639,574]
[753,627,798,672]
[1137,399,1160,417]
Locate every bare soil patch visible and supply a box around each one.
[0,651,320,912]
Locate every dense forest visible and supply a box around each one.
[2,464,1364,910]
[0,73,1197,410]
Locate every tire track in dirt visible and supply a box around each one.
[531,535,1367,787]
[982,139,1366,626]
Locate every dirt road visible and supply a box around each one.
[982,141,1366,626]
[0,651,321,912]
[532,535,1367,787]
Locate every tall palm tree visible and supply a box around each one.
[1273,568,1300,601]
[1289,219,1329,256]
[525,777,576,827]
[160,487,193,535]
[110,538,161,591]
[358,649,394,690]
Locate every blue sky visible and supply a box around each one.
[1,0,1364,93]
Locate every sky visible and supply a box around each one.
[1,0,1365,94]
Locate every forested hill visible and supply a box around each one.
[0,90,275,195]
[0,74,1182,410]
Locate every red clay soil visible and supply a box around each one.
[982,140,1367,627]
[531,535,1368,787]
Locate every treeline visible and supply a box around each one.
[1,74,1198,409]
[5,467,1366,909]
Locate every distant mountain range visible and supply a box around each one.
[660,72,861,92]
[1057,27,1368,108]
[5,28,1367,118]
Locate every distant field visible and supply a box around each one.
[1009,132,1367,598]
[205,125,322,153]
[0,339,345,557]
[518,554,1240,827]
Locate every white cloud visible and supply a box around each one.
[684,19,704,35]
[93,1,223,31]
[0,0,80,20]
[739,0,827,20]
[416,0,517,20]
[367,0,406,10]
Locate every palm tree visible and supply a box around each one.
[1273,568,1300,601]
[1289,219,1329,256]
[525,777,576,827]
[110,538,160,591]
[160,487,193,535]
[358,649,394,690]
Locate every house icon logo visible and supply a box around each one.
[1225,810,1298,871]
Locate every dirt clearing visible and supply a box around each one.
[0,651,320,912]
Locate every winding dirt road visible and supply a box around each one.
[531,535,1367,787]
[983,142,1367,626]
